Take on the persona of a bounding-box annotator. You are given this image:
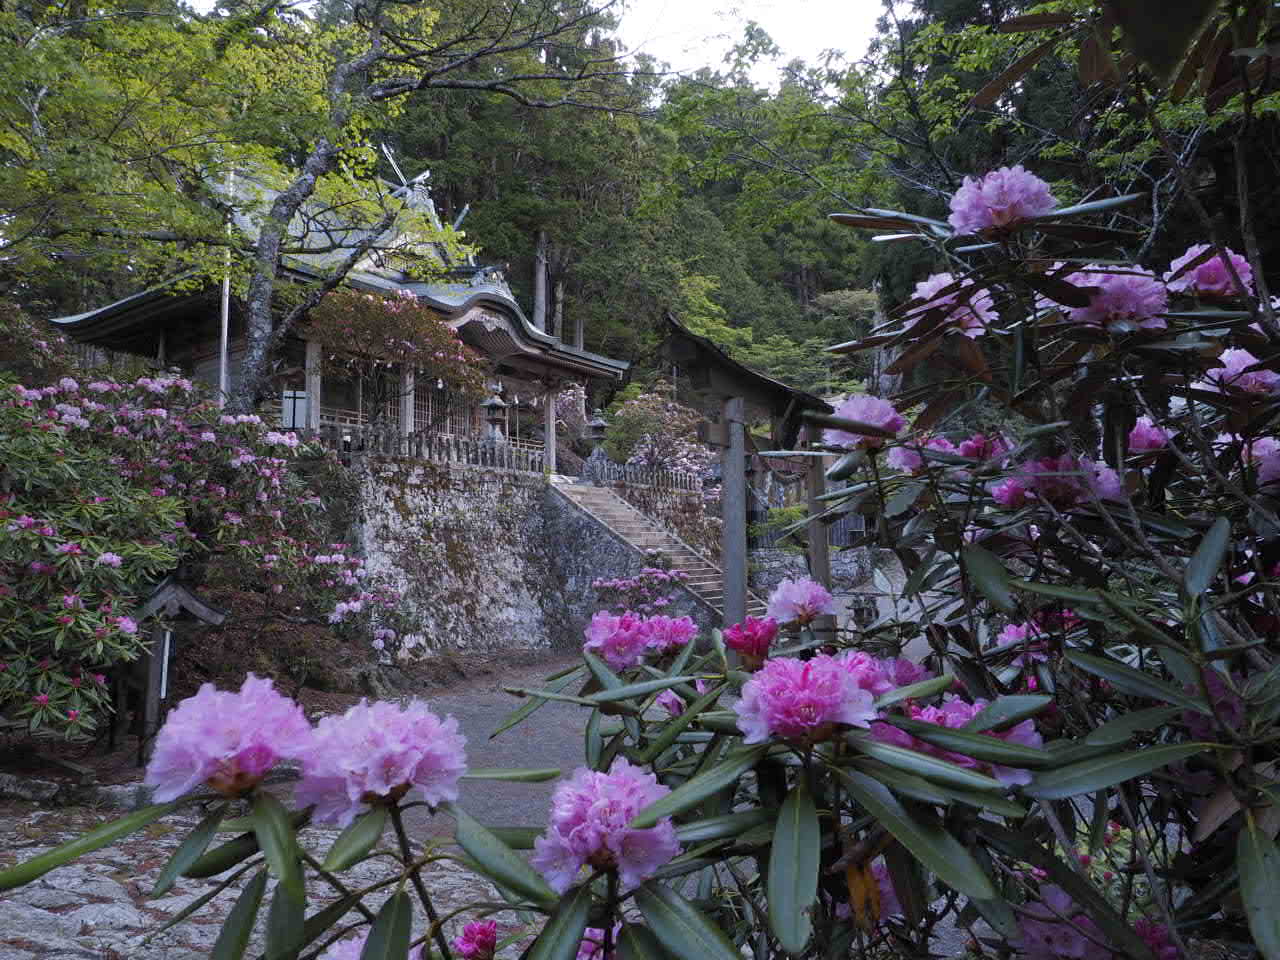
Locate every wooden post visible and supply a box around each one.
[721,396,747,628]
[305,340,322,431]
[400,368,415,438]
[805,424,836,645]
[544,384,558,474]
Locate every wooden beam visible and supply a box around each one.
[805,425,836,645]
[721,396,747,628]
[544,382,558,474]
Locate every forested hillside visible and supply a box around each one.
[1,0,1269,399]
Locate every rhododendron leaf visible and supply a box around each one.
[588,677,696,704]
[1065,651,1209,714]
[1027,743,1213,799]
[854,758,953,806]
[884,481,926,518]
[674,809,772,844]
[265,874,305,960]
[1012,579,1105,605]
[360,890,412,960]
[1084,707,1182,746]
[616,922,672,960]
[969,38,1057,110]
[462,768,563,782]
[528,884,592,960]
[963,695,1053,733]
[322,805,388,872]
[448,803,558,906]
[1037,192,1145,219]
[583,650,622,691]
[585,708,604,769]
[184,809,311,879]
[637,683,724,764]
[502,686,604,708]
[1186,516,1231,596]
[635,881,741,960]
[1238,811,1280,960]
[847,734,1004,791]
[152,803,225,898]
[961,545,1016,613]
[628,744,768,829]
[888,718,1052,768]
[806,411,900,439]
[0,798,184,891]
[486,826,542,849]
[296,893,360,953]
[210,868,268,960]
[252,792,303,903]
[768,780,819,954]
[834,769,995,899]
[873,674,954,710]
[491,669,583,739]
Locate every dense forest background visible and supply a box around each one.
[2,0,1263,401]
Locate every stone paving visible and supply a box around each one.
[0,798,507,960]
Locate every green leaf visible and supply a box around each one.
[962,545,1016,613]
[265,874,305,960]
[635,882,742,960]
[616,923,672,960]
[449,803,558,905]
[1066,651,1209,714]
[322,806,388,873]
[462,768,563,782]
[889,717,1052,768]
[628,744,769,829]
[152,803,225,898]
[1084,707,1181,746]
[210,869,268,960]
[502,687,602,707]
[1011,580,1104,604]
[1037,193,1145,219]
[0,799,184,891]
[583,651,623,691]
[884,481,925,517]
[847,733,1005,791]
[528,884,593,960]
[873,674,954,710]
[834,769,995,899]
[963,695,1053,733]
[1186,516,1231,597]
[1238,811,1280,960]
[675,809,773,844]
[636,683,724,764]
[252,792,303,902]
[185,808,311,879]
[297,895,360,955]
[491,669,583,738]
[587,677,696,704]
[1028,743,1213,799]
[585,708,604,769]
[359,890,412,960]
[768,780,819,954]
[485,826,542,850]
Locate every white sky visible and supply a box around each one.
[615,0,884,85]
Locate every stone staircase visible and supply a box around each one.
[550,476,767,621]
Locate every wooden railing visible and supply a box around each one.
[304,425,546,474]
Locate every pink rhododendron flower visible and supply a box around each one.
[958,433,1009,461]
[872,695,1042,785]
[995,622,1050,667]
[583,610,650,670]
[872,860,902,918]
[833,651,932,697]
[531,758,680,893]
[723,615,779,665]
[1129,416,1168,452]
[1014,886,1110,960]
[824,395,905,449]
[735,654,878,745]
[1183,669,1245,740]
[32,693,49,707]
[948,165,1057,234]
[997,455,1124,508]
[1201,348,1279,394]
[296,699,467,826]
[1060,266,1169,330]
[576,924,623,960]
[887,434,959,473]
[766,577,836,625]
[905,273,998,338]
[642,614,696,654]
[655,689,685,716]
[1165,243,1253,297]
[991,476,1033,508]
[145,674,312,801]
[1134,917,1182,960]
[453,920,498,960]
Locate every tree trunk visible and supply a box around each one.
[574,301,584,350]
[532,229,548,331]
[551,278,564,339]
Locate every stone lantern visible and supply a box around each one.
[482,388,507,444]
[579,408,611,484]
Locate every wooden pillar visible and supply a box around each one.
[305,340,322,431]
[544,384,558,474]
[805,424,836,644]
[400,368,415,438]
[721,396,747,627]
